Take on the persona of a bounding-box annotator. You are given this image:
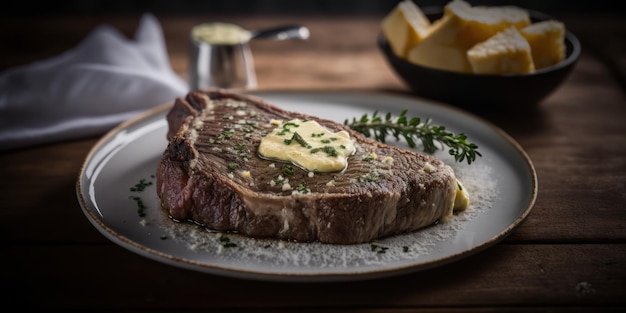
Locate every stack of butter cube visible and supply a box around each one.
[382,0,566,74]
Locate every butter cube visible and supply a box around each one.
[445,0,531,47]
[407,0,530,73]
[382,0,432,58]
[467,26,535,74]
[521,20,566,69]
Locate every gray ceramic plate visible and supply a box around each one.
[77,90,537,282]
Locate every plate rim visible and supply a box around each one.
[76,89,538,282]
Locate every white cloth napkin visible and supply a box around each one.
[0,13,189,151]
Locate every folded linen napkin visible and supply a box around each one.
[0,13,189,151]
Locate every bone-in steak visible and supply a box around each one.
[156,89,459,244]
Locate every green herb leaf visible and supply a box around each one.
[370,243,388,254]
[345,109,481,165]
[284,132,311,148]
[129,177,154,217]
[219,235,237,248]
[310,146,339,157]
[130,178,153,192]
[282,164,294,175]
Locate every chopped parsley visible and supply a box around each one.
[129,177,154,217]
[371,243,388,254]
[278,121,300,135]
[282,164,294,175]
[283,121,300,128]
[129,196,147,217]
[310,146,339,157]
[284,132,311,148]
[217,129,235,141]
[360,171,380,182]
[130,178,152,192]
[296,183,309,193]
[219,235,237,248]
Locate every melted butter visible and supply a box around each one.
[191,22,251,45]
[258,119,356,172]
[453,180,470,211]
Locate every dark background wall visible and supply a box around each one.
[2,0,621,16]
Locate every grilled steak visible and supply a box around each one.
[156,89,459,244]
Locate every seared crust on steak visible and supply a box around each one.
[156,89,458,244]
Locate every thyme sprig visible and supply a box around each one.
[345,109,481,165]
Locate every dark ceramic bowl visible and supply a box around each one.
[378,7,581,111]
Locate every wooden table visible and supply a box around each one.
[1,12,625,311]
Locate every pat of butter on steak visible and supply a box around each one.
[156,89,462,244]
